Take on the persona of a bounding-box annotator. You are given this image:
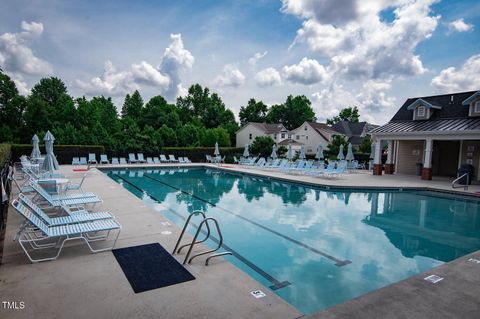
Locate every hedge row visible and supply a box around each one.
[11,144,105,165]
[0,144,11,167]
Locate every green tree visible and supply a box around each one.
[200,127,230,147]
[326,106,360,125]
[249,136,275,157]
[24,77,75,138]
[266,95,315,130]
[239,98,268,126]
[177,124,200,146]
[142,95,180,129]
[359,136,373,154]
[0,70,26,142]
[121,90,143,120]
[326,134,348,158]
[158,124,177,147]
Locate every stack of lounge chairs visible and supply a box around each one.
[10,159,121,263]
[72,153,192,165]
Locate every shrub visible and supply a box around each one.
[11,144,105,164]
[249,136,275,157]
[0,144,11,166]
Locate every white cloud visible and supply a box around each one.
[311,84,357,122]
[448,18,474,33]
[160,33,195,100]
[287,0,439,81]
[254,67,281,87]
[77,33,193,99]
[248,51,268,67]
[0,21,52,75]
[9,72,30,95]
[431,54,480,92]
[214,64,245,87]
[283,57,329,85]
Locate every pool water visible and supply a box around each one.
[105,167,480,315]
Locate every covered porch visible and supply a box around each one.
[371,134,480,182]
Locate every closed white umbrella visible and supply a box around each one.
[243,144,250,157]
[346,143,354,161]
[30,134,41,159]
[214,142,220,156]
[299,145,306,160]
[41,130,59,172]
[338,144,345,160]
[315,144,324,160]
[270,144,277,159]
[287,144,293,161]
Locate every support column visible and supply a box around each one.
[422,139,433,180]
[373,139,383,175]
[385,140,395,174]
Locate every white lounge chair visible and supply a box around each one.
[119,157,127,165]
[11,199,120,263]
[128,153,137,163]
[30,181,102,208]
[72,157,80,165]
[111,157,119,165]
[79,157,88,165]
[88,153,98,164]
[137,153,147,163]
[146,157,153,164]
[153,157,161,164]
[168,155,179,162]
[160,154,169,163]
[100,154,110,164]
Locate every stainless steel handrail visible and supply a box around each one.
[182,217,232,265]
[172,211,209,255]
[452,173,469,190]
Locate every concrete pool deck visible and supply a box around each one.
[1,163,479,319]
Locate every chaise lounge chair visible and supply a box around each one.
[88,153,98,165]
[72,157,80,165]
[79,157,88,165]
[153,157,161,164]
[111,157,119,165]
[137,153,147,163]
[119,157,127,165]
[128,153,138,164]
[146,157,153,164]
[11,199,121,263]
[100,154,110,164]
[160,154,169,163]
[168,155,179,163]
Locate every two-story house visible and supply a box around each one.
[288,122,338,155]
[370,91,480,181]
[235,122,288,147]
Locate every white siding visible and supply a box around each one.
[235,125,267,147]
[289,122,331,154]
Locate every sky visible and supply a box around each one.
[0,0,479,124]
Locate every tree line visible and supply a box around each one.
[0,69,326,152]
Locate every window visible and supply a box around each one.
[296,135,300,140]
[306,136,308,140]
[475,101,480,113]
[249,133,252,140]
[417,105,426,117]
[281,133,285,139]
[274,134,277,140]
[304,126,308,131]
[288,134,292,139]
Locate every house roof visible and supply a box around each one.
[371,118,480,134]
[462,91,480,105]
[406,98,442,110]
[389,90,478,122]
[306,122,337,141]
[331,121,378,139]
[237,122,286,134]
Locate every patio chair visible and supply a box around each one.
[233,156,239,164]
[111,157,119,165]
[18,194,113,226]
[178,157,186,164]
[30,181,102,208]
[79,157,88,165]
[128,153,138,164]
[137,153,147,163]
[168,155,179,162]
[205,155,212,163]
[153,157,161,164]
[10,175,34,193]
[146,157,153,164]
[100,154,110,164]
[88,153,98,164]
[11,199,121,263]
[64,173,87,192]
[184,157,192,163]
[119,157,127,165]
[72,157,80,165]
[160,154,169,163]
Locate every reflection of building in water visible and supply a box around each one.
[364,192,480,262]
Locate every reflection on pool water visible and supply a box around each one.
[105,167,480,315]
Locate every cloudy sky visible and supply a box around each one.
[0,0,479,124]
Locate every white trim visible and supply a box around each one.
[417,105,426,117]
[372,130,480,140]
[458,140,463,169]
[475,101,480,113]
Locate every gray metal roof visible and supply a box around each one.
[371,118,480,134]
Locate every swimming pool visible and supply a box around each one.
[105,167,480,315]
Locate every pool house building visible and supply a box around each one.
[370,90,480,181]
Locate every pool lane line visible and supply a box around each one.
[112,174,290,291]
[143,174,352,267]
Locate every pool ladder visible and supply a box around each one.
[172,211,232,266]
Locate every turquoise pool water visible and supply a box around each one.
[105,167,480,315]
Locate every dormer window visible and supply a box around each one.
[462,91,480,117]
[417,106,426,117]
[475,101,480,113]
